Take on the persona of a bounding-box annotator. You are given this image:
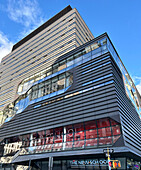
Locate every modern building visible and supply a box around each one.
[0,5,93,119]
[0,5,141,170]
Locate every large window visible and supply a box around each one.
[4,118,121,155]
[30,72,73,101]
[17,37,107,95]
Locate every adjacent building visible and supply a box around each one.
[0,5,141,170]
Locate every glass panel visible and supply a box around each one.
[99,137,112,145]
[110,119,119,126]
[97,118,110,128]
[91,42,99,50]
[66,125,73,134]
[18,84,23,93]
[74,56,82,63]
[54,127,63,143]
[113,135,120,143]
[42,161,48,170]
[47,67,52,76]
[44,80,51,95]
[46,129,54,144]
[32,84,38,90]
[6,136,17,143]
[74,123,84,132]
[31,90,38,100]
[73,140,84,148]
[52,143,62,151]
[22,134,30,147]
[53,63,59,73]
[74,131,85,140]
[38,87,44,98]
[85,46,91,53]
[58,60,66,71]
[36,131,45,146]
[66,133,73,142]
[52,77,58,92]
[53,160,62,170]
[44,144,52,152]
[67,56,74,67]
[86,129,97,139]
[112,125,121,135]
[85,120,96,130]
[83,52,91,60]
[85,139,98,147]
[58,74,65,90]
[74,51,82,59]
[65,142,73,150]
[98,127,111,137]
[66,74,73,87]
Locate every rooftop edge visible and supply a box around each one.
[12,5,72,51]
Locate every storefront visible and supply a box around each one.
[1,155,139,170]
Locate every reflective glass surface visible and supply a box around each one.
[3,118,121,155]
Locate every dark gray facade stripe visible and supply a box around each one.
[0,55,118,137]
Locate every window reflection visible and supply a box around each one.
[99,137,112,145]
[46,129,54,144]
[97,118,110,128]
[86,139,97,147]
[17,39,105,95]
[30,72,73,101]
[98,127,111,137]
[86,129,97,139]
[4,118,121,155]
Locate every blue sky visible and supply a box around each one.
[0,0,141,94]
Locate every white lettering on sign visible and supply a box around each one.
[70,159,108,166]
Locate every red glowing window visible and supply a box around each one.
[86,139,98,147]
[98,127,111,137]
[73,140,84,148]
[66,133,73,142]
[97,118,110,128]
[54,135,63,143]
[74,123,84,132]
[37,138,45,146]
[99,137,112,145]
[86,129,97,139]
[52,143,62,151]
[46,136,54,144]
[110,119,119,126]
[85,120,97,130]
[65,142,73,149]
[46,129,54,137]
[66,125,73,134]
[44,144,52,152]
[37,130,45,138]
[74,131,85,141]
[54,127,63,136]
[113,135,120,143]
[112,126,121,135]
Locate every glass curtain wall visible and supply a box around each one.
[3,118,121,156]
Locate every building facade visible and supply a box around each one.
[0,5,93,119]
[0,6,141,170]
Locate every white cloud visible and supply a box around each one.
[136,82,141,96]
[6,0,46,41]
[132,76,141,96]
[0,0,46,62]
[7,0,44,28]
[0,31,13,62]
